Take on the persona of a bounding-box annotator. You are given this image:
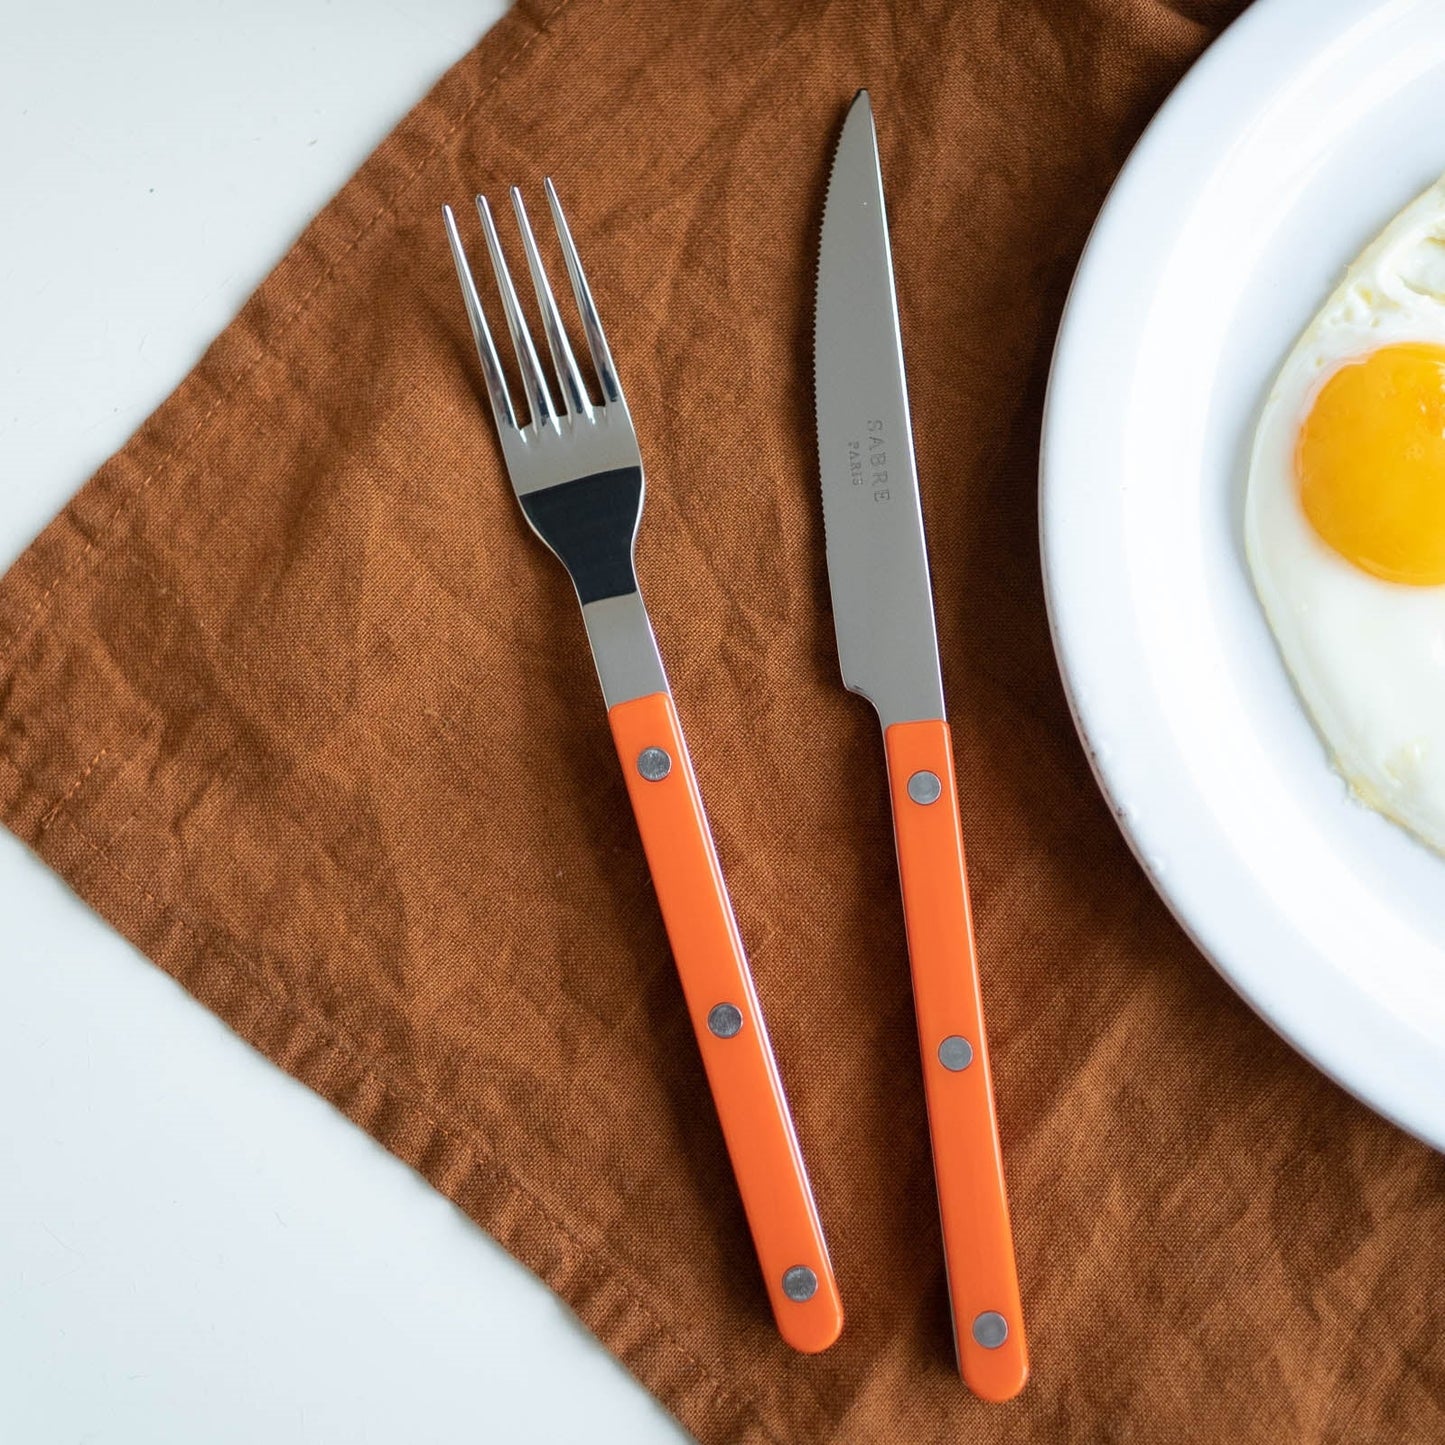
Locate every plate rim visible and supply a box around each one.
[1038,0,1445,1151]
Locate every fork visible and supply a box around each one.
[442,181,843,1353]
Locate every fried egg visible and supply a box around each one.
[1246,176,1445,853]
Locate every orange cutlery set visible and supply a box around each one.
[443,90,1026,1400]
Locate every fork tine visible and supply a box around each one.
[510,186,593,420]
[476,194,557,431]
[544,178,622,407]
[441,204,517,433]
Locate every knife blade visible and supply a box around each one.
[814,88,1028,1402]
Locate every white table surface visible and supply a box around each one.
[0,3,689,1439]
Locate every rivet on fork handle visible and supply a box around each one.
[636,746,672,781]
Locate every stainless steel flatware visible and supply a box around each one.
[443,180,842,1353]
[813,89,1027,1399]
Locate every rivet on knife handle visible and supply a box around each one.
[611,690,843,1353]
[886,720,1027,1400]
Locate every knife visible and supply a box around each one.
[813,89,1027,1402]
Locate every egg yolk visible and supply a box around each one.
[1297,342,1445,585]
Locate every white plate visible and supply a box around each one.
[1041,0,1445,1150]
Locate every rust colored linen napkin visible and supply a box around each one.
[6,1,1445,1440]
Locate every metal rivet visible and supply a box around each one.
[637,746,672,782]
[707,1003,743,1039]
[782,1265,818,1302]
[972,1311,1008,1349]
[938,1035,974,1072]
[907,769,942,805]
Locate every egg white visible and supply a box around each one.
[1246,175,1445,854]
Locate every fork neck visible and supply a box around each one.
[581,590,669,708]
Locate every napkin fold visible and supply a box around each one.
[6,0,1444,1439]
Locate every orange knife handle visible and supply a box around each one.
[608,689,843,1353]
[884,718,1027,1401]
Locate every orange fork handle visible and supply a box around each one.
[609,690,843,1353]
[884,718,1027,1401]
